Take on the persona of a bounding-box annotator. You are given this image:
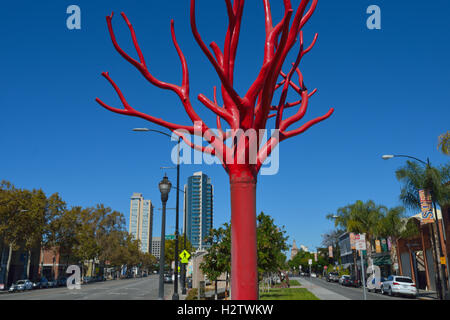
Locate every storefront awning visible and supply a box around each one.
[372,255,391,266]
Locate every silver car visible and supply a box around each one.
[9,280,33,292]
[381,275,417,298]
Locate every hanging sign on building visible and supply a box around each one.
[328,246,333,258]
[349,233,356,249]
[375,240,382,253]
[419,189,435,224]
[381,238,388,252]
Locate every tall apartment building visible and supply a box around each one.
[129,193,154,254]
[151,237,161,259]
[183,172,213,250]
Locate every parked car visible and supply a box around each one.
[57,277,67,287]
[164,273,173,283]
[83,276,94,284]
[9,280,33,292]
[339,275,360,287]
[381,275,417,298]
[347,276,361,287]
[326,272,339,282]
[339,275,350,285]
[47,279,58,288]
[95,275,106,282]
[368,276,385,293]
[310,273,317,278]
[33,278,49,289]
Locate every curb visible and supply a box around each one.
[417,296,437,301]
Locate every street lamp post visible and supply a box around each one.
[382,154,449,300]
[182,190,188,295]
[158,175,172,300]
[133,128,183,299]
[172,141,181,300]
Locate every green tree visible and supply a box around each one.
[200,224,231,299]
[328,200,386,264]
[164,234,194,268]
[395,161,450,210]
[321,229,345,265]
[0,181,26,285]
[377,206,419,274]
[438,131,450,155]
[200,212,289,293]
[256,212,289,284]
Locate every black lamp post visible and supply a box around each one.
[158,175,171,300]
[133,128,183,299]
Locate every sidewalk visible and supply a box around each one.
[417,289,438,300]
[293,277,350,300]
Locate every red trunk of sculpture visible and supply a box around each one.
[230,170,258,299]
[96,0,333,300]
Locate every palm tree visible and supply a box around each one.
[395,161,450,211]
[329,200,386,264]
[396,160,450,299]
[438,131,450,156]
[378,206,419,274]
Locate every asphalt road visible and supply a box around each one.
[301,276,416,300]
[0,275,175,300]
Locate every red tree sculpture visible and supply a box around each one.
[96,0,333,300]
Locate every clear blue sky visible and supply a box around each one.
[1,1,449,253]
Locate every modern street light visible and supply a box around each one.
[158,174,172,300]
[133,127,183,300]
[381,153,449,300]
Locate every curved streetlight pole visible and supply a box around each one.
[133,128,182,300]
[382,154,449,300]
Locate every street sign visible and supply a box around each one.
[308,259,312,265]
[179,250,191,263]
[165,234,176,240]
[355,234,366,250]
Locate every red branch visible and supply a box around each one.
[96,1,333,177]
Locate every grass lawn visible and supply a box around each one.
[260,288,319,300]
[288,280,301,286]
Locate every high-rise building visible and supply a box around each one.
[183,172,213,250]
[129,193,154,254]
[151,237,161,259]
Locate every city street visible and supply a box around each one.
[0,275,174,300]
[295,276,416,300]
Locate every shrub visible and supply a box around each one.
[185,288,198,300]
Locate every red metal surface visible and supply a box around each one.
[230,170,258,300]
[96,0,333,300]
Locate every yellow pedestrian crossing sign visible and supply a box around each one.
[180,250,191,263]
